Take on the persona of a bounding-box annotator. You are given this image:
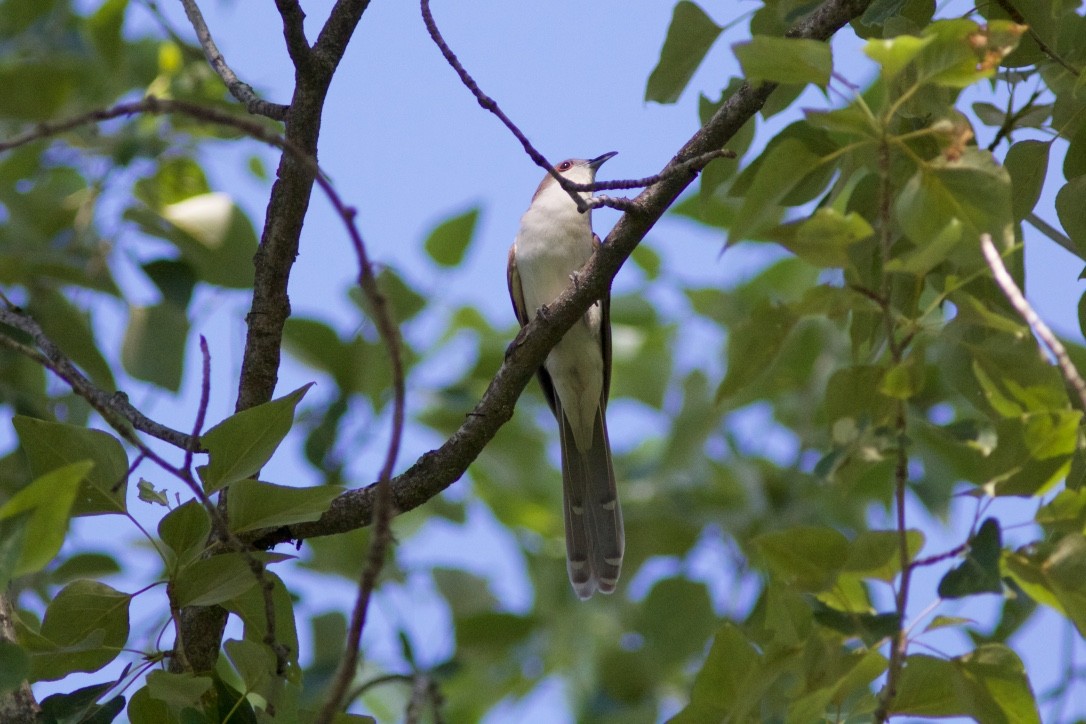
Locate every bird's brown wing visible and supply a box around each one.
[506,244,529,327]
[594,233,612,406]
[508,244,559,416]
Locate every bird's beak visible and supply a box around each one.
[588,151,618,170]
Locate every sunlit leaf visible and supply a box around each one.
[23,580,131,682]
[423,207,480,267]
[0,462,90,581]
[734,36,832,87]
[200,383,313,493]
[13,416,127,516]
[754,526,849,591]
[227,480,343,533]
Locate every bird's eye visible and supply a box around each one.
[558,161,573,172]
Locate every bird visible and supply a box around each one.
[506,151,623,599]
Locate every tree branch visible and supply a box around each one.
[274,0,313,71]
[0,303,197,451]
[981,234,1086,410]
[177,0,289,119]
[249,0,876,549]
[0,594,38,724]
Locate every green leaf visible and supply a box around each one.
[13,416,128,516]
[669,624,773,723]
[767,208,873,267]
[892,646,1039,722]
[0,64,76,121]
[51,552,122,584]
[729,138,828,244]
[879,355,926,399]
[456,612,535,650]
[894,147,1012,248]
[645,1,722,104]
[885,217,963,276]
[1056,176,1086,255]
[843,529,925,581]
[886,218,964,277]
[227,480,343,533]
[938,518,1003,598]
[158,499,211,570]
[716,303,797,403]
[142,259,197,310]
[24,580,131,682]
[125,193,258,288]
[1065,121,1086,179]
[1004,140,1050,221]
[734,36,833,87]
[0,461,90,580]
[925,614,975,632]
[424,207,480,267]
[87,0,129,66]
[137,479,170,507]
[223,638,276,694]
[200,383,313,493]
[1005,534,1086,637]
[351,267,428,324]
[172,552,260,608]
[223,571,299,663]
[754,526,850,591]
[145,670,212,708]
[636,578,716,668]
[126,687,172,724]
[122,303,189,391]
[0,640,29,696]
[134,156,211,208]
[38,683,125,723]
[863,33,935,80]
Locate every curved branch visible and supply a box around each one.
[178,0,289,119]
[981,234,1086,410]
[249,0,876,549]
[0,303,197,451]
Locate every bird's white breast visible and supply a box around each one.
[513,183,604,451]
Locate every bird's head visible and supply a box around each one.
[531,151,618,209]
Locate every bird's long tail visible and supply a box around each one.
[558,401,623,599]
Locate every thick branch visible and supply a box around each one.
[234,1,371,415]
[249,0,875,549]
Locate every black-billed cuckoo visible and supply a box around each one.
[506,151,623,599]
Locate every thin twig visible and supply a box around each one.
[1026,211,1079,259]
[419,0,732,213]
[177,0,289,119]
[0,303,197,451]
[911,540,970,569]
[312,208,407,724]
[873,128,914,724]
[980,234,1086,410]
[185,336,212,474]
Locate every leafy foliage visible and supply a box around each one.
[2,0,1086,722]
